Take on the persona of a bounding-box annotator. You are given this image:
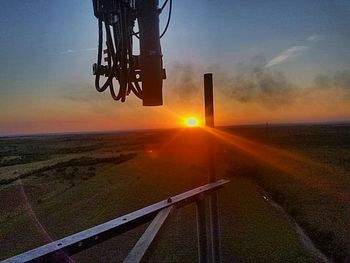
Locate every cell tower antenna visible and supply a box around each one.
[92,0,172,106]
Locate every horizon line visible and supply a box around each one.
[1,119,350,139]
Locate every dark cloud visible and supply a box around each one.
[63,61,349,113]
[314,71,350,99]
[164,59,350,111]
[217,57,297,109]
[165,58,298,109]
[166,62,202,103]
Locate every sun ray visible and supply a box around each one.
[200,127,350,203]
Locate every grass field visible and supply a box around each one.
[0,124,349,262]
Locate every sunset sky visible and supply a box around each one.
[1,0,350,136]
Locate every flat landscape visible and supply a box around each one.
[0,124,349,262]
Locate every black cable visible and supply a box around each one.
[105,22,116,64]
[160,0,172,38]
[95,18,113,92]
[106,19,125,101]
[132,30,140,39]
[109,78,122,101]
[97,18,103,67]
[110,23,124,101]
[160,0,170,12]
[94,0,171,103]
[119,3,129,102]
[133,0,172,39]
[133,80,143,95]
[126,6,143,99]
[130,83,143,99]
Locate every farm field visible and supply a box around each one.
[0,124,349,262]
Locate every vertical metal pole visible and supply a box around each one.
[196,198,208,263]
[204,73,221,263]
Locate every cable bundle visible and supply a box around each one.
[92,0,172,105]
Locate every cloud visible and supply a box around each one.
[167,58,299,110]
[165,57,350,113]
[314,70,350,100]
[58,48,97,55]
[218,57,298,109]
[265,46,310,68]
[222,67,350,109]
[167,62,202,104]
[307,34,325,42]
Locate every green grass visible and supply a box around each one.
[1,125,349,262]
[222,125,350,262]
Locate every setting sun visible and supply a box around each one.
[184,117,200,127]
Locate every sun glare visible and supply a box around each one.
[184,117,200,127]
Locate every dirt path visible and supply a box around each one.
[257,185,330,263]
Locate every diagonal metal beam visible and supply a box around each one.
[123,206,173,263]
[3,179,229,263]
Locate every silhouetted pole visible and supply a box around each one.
[204,73,221,262]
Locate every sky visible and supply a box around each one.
[0,0,350,136]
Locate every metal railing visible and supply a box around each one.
[3,179,229,263]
